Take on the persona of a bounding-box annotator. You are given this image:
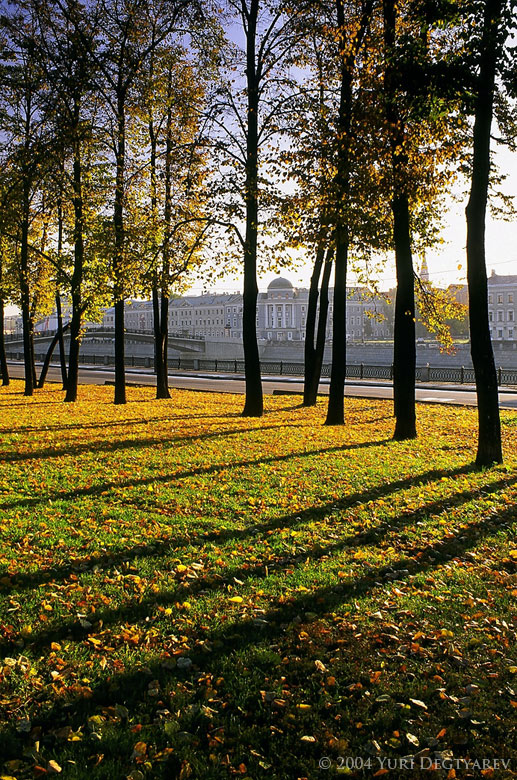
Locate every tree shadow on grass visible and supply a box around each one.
[1,460,477,596]
[0,412,239,436]
[0,505,513,773]
[0,436,391,512]
[0,420,312,466]
[3,466,514,655]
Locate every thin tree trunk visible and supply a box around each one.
[65,127,84,403]
[0,299,9,386]
[383,0,416,440]
[242,0,263,417]
[38,320,71,388]
[55,293,68,390]
[20,178,34,397]
[113,99,127,405]
[55,175,68,391]
[305,246,333,406]
[325,0,356,426]
[466,0,502,465]
[149,52,170,402]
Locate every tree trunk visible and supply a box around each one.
[20,178,34,397]
[242,0,263,418]
[325,0,355,426]
[305,247,332,406]
[325,228,348,424]
[303,240,326,406]
[65,129,84,403]
[466,0,503,466]
[153,283,170,399]
[0,299,9,387]
[383,0,416,440]
[158,290,170,398]
[392,194,416,439]
[38,320,71,388]
[113,100,127,405]
[114,299,126,404]
[56,293,68,390]
[152,283,163,384]
[150,62,171,402]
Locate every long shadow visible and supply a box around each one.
[0,399,64,407]
[1,460,474,594]
[0,421,309,465]
[0,412,237,436]
[3,465,512,654]
[0,504,512,760]
[0,437,391,512]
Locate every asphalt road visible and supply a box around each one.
[7,361,517,410]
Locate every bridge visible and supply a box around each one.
[5,328,206,354]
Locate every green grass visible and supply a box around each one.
[0,382,516,780]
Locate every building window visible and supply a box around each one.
[498,329,503,338]
[509,293,514,304]
[489,312,493,322]
[508,310,514,322]
[497,294,503,303]
[498,310,504,321]
[287,332,292,340]
[509,329,514,339]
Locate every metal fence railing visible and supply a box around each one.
[7,351,517,387]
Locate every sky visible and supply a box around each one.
[187,144,517,296]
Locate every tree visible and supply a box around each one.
[28,0,100,402]
[0,5,49,396]
[138,29,214,400]
[93,0,193,405]
[212,0,305,417]
[324,0,375,425]
[464,0,515,465]
[382,0,417,439]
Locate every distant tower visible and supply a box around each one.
[419,257,430,282]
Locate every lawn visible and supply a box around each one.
[0,381,516,780]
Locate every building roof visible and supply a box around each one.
[267,277,294,290]
[488,272,517,285]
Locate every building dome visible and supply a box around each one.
[267,277,293,290]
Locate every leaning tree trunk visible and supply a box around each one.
[305,247,333,406]
[241,0,263,418]
[0,298,9,387]
[303,240,326,406]
[466,0,503,466]
[38,320,71,388]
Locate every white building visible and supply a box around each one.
[488,271,516,341]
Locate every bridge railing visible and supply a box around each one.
[5,351,517,387]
